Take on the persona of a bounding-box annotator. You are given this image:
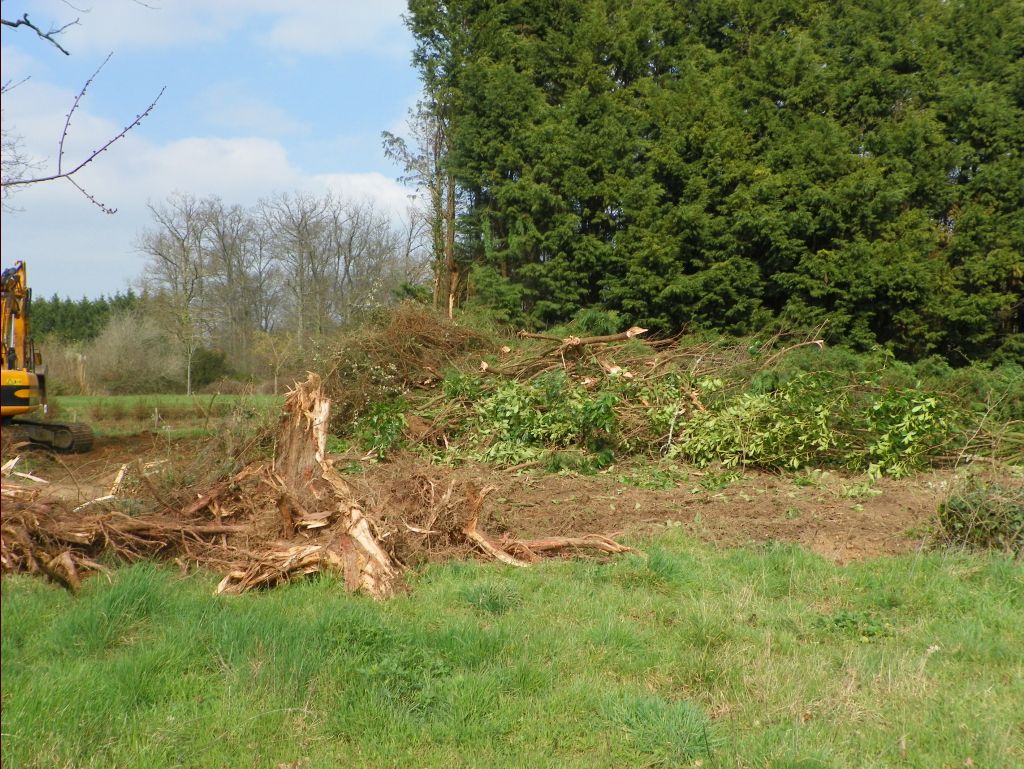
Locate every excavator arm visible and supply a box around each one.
[1,261,44,414]
[1,261,92,452]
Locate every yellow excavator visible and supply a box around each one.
[1,261,93,452]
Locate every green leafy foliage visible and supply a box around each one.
[864,390,954,479]
[353,399,408,459]
[468,372,618,464]
[431,365,968,475]
[672,374,843,470]
[391,281,432,304]
[335,322,1010,477]
[572,308,624,337]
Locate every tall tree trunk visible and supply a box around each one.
[444,174,457,319]
[448,268,460,320]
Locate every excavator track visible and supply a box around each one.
[4,418,94,453]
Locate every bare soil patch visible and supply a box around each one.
[352,457,951,563]
[9,435,956,570]
[7,433,209,505]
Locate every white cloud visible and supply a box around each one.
[317,171,416,212]
[6,0,408,57]
[1,84,412,298]
[0,42,46,81]
[197,83,309,136]
[256,0,409,57]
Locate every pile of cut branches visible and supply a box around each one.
[363,320,1011,476]
[319,301,493,427]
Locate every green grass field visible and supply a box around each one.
[2,532,1021,769]
[48,394,283,437]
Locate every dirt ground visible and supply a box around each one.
[18,434,962,564]
[10,434,207,505]
[486,468,945,562]
[354,459,954,563]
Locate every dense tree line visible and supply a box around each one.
[405,0,1023,363]
[31,292,139,343]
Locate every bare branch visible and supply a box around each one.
[2,53,166,213]
[59,53,112,173]
[1,76,32,95]
[58,0,91,13]
[1,13,79,55]
[67,176,116,214]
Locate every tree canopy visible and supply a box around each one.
[31,291,138,344]
[406,0,1024,363]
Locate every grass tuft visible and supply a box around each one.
[2,537,1022,769]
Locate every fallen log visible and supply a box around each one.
[507,535,636,558]
[542,326,648,357]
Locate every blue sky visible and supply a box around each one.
[1,0,421,298]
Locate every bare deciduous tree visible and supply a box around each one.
[260,191,338,349]
[138,191,430,388]
[383,101,459,316]
[138,194,208,394]
[252,330,299,395]
[201,198,265,372]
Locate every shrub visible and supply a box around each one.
[391,281,431,304]
[86,312,182,394]
[938,479,1024,553]
[190,347,232,389]
[353,399,408,459]
[37,338,88,395]
[572,307,623,336]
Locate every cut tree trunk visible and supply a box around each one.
[270,373,401,599]
[274,373,331,508]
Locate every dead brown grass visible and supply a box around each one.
[319,301,493,426]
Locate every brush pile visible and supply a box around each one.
[360,315,1013,475]
[1,373,634,596]
[319,301,492,427]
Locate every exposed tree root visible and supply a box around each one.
[1,373,634,597]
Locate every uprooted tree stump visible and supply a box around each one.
[241,373,634,598]
[218,373,402,598]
